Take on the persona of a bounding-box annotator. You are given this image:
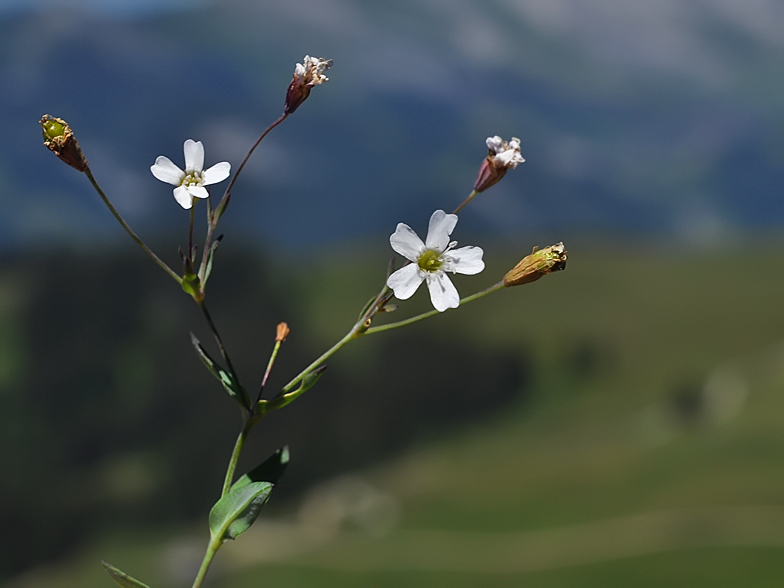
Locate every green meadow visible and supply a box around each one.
[6,241,784,587]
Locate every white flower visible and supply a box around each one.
[294,55,332,86]
[150,139,231,209]
[386,210,485,312]
[486,135,525,168]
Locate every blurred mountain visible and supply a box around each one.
[1,0,783,253]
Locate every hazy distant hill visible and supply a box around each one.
[2,0,783,254]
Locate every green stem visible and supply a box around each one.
[280,324,361,395]
[257,339,282,403]
[191,537,221,588]
[365,280,505,335]
[192,412,251,587]
[198,198,214,284]
[452,189,478,215]
[222,416,254,497]
[279,280,505,394]
[198,301,239,382]
[188,204,195,259]
[84,168,182,284]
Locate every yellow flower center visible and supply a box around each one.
[417,249,444,273]
[182,171,203,187]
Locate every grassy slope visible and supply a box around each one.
[9,244,784,587]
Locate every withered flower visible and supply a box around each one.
[40,114,88,172]
[284,55,333,114]
[473,135,525,193]
[276,322,290,342]
[504,242,567,287]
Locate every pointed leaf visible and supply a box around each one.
[190,333,250,409]
[190,332,222,380]
[269,366,326,411]
[357,293,379,322]
[209,481,273,542]
[232,446,289,492]
[101,561,151,588]
[202,236,222,285]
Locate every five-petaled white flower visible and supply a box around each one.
[486,136,525,168]
[150,139,231,209]
[387,210,485,312]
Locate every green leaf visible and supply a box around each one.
[190,333,250,409]
[209,481,273,542]
[357,293,379,322]
[232,446,289,492]
[202,236,222,286]
[269,366,327,411]
[101,561,151,588]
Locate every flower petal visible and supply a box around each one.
[183,139,204,173]
[495,149,524,168]
[202,161,231,185]
[446,246,485,275]
[486,136,504,153]
[387,264,424,300]
[425,210,458,251]
[187,185,210,199]
[173,186,193,209]
[390,223,424,261]
[150,156,184,185]
[426,272,459,312]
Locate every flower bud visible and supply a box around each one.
[504,242,567,287]
[276,322,290,342]
[284,55,333,114]
[473,135,525,193]
[40,114,88,172]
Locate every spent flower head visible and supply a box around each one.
[473,135,525,193]
[387,210,485,312]
[40,114,88,172]
[504,242,567,287]
[150,139,231,209]
[284,55,333,114]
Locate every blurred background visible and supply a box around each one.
[2,0,784,586]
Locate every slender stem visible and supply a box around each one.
[84,168,181,284]
[213,113,288,221]
[452,189,478,215]
[188,204,195,259]
[365,280,505,335]
[198,300,240,382]
[280,325,360,395]
[221,416,254,496]
[191,537,221,588]
[198,199,217,281]
[257,339,282,403]
[197,113,288,280]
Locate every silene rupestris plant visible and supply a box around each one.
[40,54,567,588]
